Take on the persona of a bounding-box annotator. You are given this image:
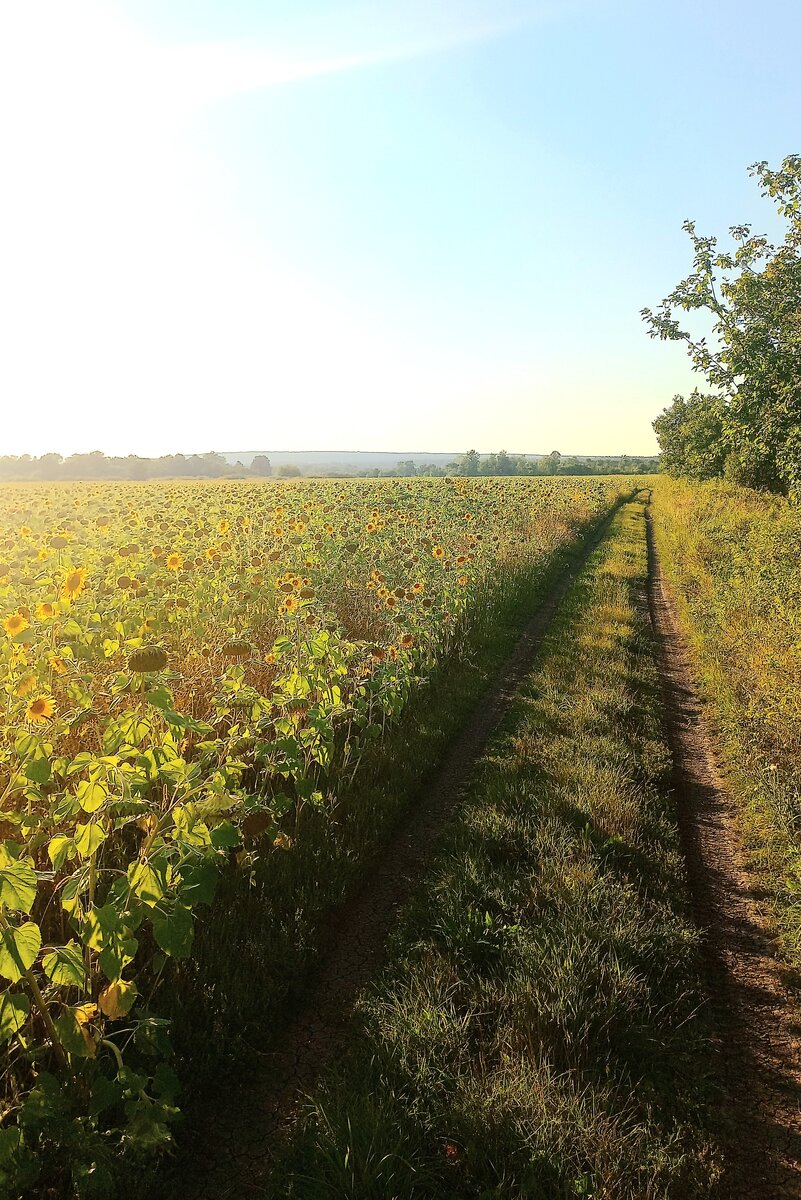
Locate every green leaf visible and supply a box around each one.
[75,780,108,814]
[24,751,51,785]
[89,1074,124,1117]
[0,991,30,1043]
[42,941,85,988]
[0,847,37,913]
[153,904,193,959]
[127,858,172,908]
[144,685,173,711]
[0,922,41,982]
[0,1125,24,1166]
[84,905,138,979]
[14,731,41,759]
[210,821,239,849]
[177,858,218,907]
[171,804,211,847]
[74,820,107,859]
[47,834,76,871]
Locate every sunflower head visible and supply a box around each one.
[27,696,54,723]
[3,611,29,637]
[128,645,168,673]
[221,638,253,661]
[63,567,88,601]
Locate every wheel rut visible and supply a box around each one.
[646,505,801,1199]
[165,506,625,1200]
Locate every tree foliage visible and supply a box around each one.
[643,155,801,494]
[652,392,728,480]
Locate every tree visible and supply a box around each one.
[455,449,481,476]
[653,392,728,480]
[643,155,801,494]
[251,454,272,476]
[277,464,301,477]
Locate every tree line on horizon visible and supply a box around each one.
[0,449,657,482]
[645,154,801,496]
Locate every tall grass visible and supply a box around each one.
[652,477,801,970]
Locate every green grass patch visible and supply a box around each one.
[265,499,722,1199]
[651,478,801,974]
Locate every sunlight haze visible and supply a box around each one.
[1,0,798,458]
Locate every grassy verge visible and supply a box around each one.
[651,478,801,974]
[265,498,722,1200]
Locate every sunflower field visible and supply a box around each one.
[0,475,625,1194]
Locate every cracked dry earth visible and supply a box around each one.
[647,509,801,1199]
[165,512,621,1200]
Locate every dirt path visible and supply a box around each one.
[167,508,625,1200]
[646,507,801,1199]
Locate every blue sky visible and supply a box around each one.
[0,0,798,457]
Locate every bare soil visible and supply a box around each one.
[166,512,620,1200]
[646,506,801,1199]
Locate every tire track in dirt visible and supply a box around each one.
[164,504,628,1200]
[646,505,801,1199]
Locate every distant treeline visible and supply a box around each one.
[0,452,274,481]
[0,449,657,483]
[354,451,658,478]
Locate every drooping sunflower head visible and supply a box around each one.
[128,645,168,673]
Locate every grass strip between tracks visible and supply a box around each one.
[266,498,723,1200]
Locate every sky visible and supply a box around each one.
[0,0,799,458]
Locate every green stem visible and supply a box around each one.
[0,909,69,1074]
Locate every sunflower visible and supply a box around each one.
[457,574,469,586]
[63,567,88,601]
[36,602,55,621]
[166,552,183,572]
[432,546,445,559]
[3,611,29,637]
[49,655,68,675]
[26,696,54,723]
